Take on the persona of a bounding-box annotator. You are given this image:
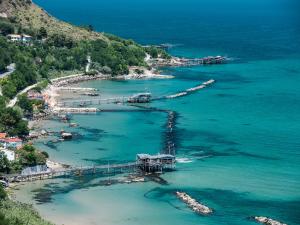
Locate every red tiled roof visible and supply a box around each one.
[0,133,6,139]
[5,138,22,143]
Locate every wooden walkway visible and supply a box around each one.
[57,79,215,108]
[10,162,139,182]
[57,96,131,107]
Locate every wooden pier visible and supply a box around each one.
[57,79,215,108]
[9,154,176,183]
[9,107,178,183]
[11,79,217,183]
[57,93,152,107]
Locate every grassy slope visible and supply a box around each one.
[0,199,53,225]
[0,0,108,41]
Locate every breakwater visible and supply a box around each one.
[163,111,177,155]
[130,105,179,157]
[165,79,215,99]
[176,191,213,215]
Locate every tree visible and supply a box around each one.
[0,107,29,137]
[0,21,14,36]
[22,144,35,152]
[0,212,9,225]
[46,34,74,48]
[0,96,6,109]
[37,27,47,39]
[13,120,29,137]
[41,151,49,158]
[0,58,6,72]
[80,24,94,32]
[17,144,47,167]
[88,24,94,31]
[0,185,7,200]
[0,152,10,174]
[2,81,17,99]
[17,94,33,116]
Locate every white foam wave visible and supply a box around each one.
[176,158,193,163]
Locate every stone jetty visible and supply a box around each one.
[166,92,188,99]
[254,216,287,225]
[176,191,213,215]
[165,79,215,99]
[163,111,177,155]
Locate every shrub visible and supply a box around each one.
[0,186,7,200]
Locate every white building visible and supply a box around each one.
[22,34,32,42]
[7,34,32,42]
[0,148,16,161]
[7,34,22,41]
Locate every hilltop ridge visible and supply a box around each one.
[0,0,107,41]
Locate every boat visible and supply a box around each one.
[61,132,72,140]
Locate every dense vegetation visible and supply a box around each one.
[0,17,169,99]
[0,96,29,137]
[0,17,168,138]
[0,186,52,225]
[0,10,169,169]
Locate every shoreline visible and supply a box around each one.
[10,53,221,225]
[43,68,174,113]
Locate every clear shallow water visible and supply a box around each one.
[15,0,300,224]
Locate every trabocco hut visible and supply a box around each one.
[136,154,175,172]
[127,93,151,103]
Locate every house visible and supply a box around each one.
[0,133,7,148]
[22,34,32,42]
[7,34,32,42]
[1,138,23,149]
[27,90,43,100]
[0,133,6,139]
[7,34,22,41]
[0,148,15,161]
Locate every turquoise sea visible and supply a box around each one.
[15,0,300,224]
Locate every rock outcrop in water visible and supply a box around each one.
[176,191,213,215]
[254,216,287,225]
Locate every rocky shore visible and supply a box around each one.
[51,68,173,88]
[149,56,227,67]
[51,73,110,87]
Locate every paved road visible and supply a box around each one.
[7,83,39,107]
[0,64,15,96]
[0,63,15,79]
